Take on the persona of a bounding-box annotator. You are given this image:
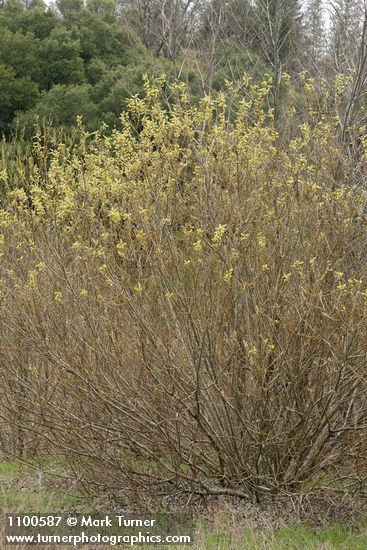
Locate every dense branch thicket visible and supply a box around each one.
[1,76,367,503]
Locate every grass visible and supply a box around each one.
[199,525,367,549]
[0,460,367,548]
[0,459,87,513]
[0,462,22,476]
[273,525,367,549]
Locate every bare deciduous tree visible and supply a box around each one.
[118,0,203,59]
[302,0,327,72]
[252,0,302,110]
[327,1,367,182]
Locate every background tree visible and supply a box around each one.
[252,0,303,110]
[56,0,84,17]
[40,27,85,89]
[118,0,202,60]
[330,0,363,72]
[303,0,326,73]
[86,0,116,19]
[0,64,38,131]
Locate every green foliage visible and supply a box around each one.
[0,2,204,135]
[15,84,98,132]
[0,28,42,81]
[65,13,145,64]
[0,0,280,136]
[0,6,58,38]
[56,0,83,17]
[0,64,38,131]
[86,0,115,20]
[210,39,272,90]
[39,27,85,88]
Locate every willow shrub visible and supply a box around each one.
[1,74,367,502]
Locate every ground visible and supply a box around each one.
[1,460,367,549]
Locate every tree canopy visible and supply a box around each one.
[0,0,365,135]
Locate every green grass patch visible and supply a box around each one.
[270,525,367,549]
[196,519,367,549]
[0,460,88,513]
[0,461,21,476]
[199,526,367,549]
